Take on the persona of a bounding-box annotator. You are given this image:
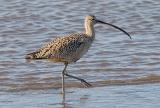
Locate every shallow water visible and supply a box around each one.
[1,84,160,108]
[0,0,160,107]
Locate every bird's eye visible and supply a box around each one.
[91,17,95,20]
[89,18,93,21]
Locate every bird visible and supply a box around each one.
[25,15,131,94]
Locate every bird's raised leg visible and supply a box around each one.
[65,73,92,87]
[63,64,92,87]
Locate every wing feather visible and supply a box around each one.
[25,33,88,61]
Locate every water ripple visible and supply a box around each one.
[0,0,160,92]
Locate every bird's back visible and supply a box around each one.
[25,33,93,63]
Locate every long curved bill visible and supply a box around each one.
[96,20,132,39]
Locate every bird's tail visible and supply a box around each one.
[25,50,41,59]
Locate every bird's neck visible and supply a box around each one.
[85,21,95,38]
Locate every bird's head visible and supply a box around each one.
[85,15,131,39]
[85,15,96,25]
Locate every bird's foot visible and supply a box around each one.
[80,79,92,87]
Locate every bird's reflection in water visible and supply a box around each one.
[79,94,89,104]
[61,96,72,108]
[62,93,65,105]
[60,93,68,108]
[61,102,72,108]
[60,92,89,108]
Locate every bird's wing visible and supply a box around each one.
[26,33,87,59]
[47,33,86,58]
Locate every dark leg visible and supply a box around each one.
[65,73,92,87]
[62,63,68,96]
[63,63,92,87]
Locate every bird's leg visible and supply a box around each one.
[62,63,68,96]
[64,70,92,87]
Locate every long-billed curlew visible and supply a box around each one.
[25,15,131,94]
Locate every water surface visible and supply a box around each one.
[0,0,160,107]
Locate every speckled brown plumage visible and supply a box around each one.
[25,33,93,63]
